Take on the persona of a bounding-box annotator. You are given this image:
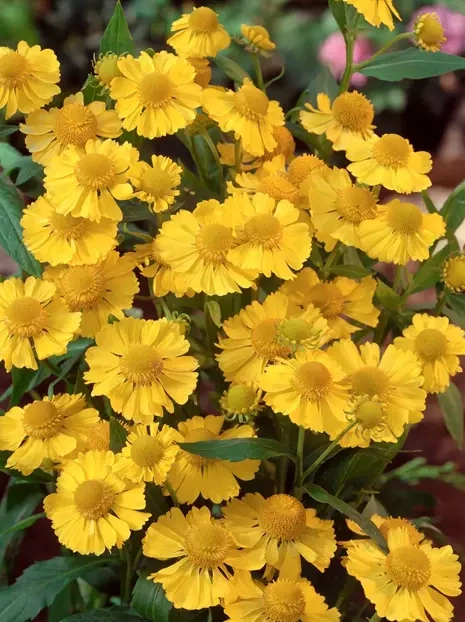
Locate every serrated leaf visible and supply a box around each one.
[0,126,18,139]
[179,437,293,462]
[63,611,142,621]
[328,264,372,279]
[205,300,222,327]
[406,244,455,295]
[131,573,172,622]
[100,0,135,56]
[110,416,129,452]
[438,382,463,448]
[214,55,251,84]
[360,49,465,81]
[441,179,465,232]
[375,280,401,311]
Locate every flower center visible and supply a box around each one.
[0,51,30,86]
[380,518,423,546]
[121,345,164,385]
[225,385,257,412]
[74,479,115,520]
[262,581,306,622]
[131,436,165,467]
[96,54,122,86]
[386,545,431,591]
[336,186,378,223]
[6,296,47,338]
[234,83,269,119]
[138,73,174,108]
[414,328,448,360]
[188,6,219,32]
[251,318,291,360]
[61,265,106,309]
[307,283,344,318]
[294,361,332,401]
[280,318,313,343]
[184,523,233,568]
[288,155,325,186]
[445,257,465,290]
[257,175,299,204]
[49,212,89,240]
[354,401,385,429]
[372,134,411,169]
[75,153,116,190]
[418,15,445,47]
[332,92,374,133]
[386,201,423,235]
[196,223,234,264]
[54,103,98,147]
[244,214,283,248]
[140,167,173,199]
[23,401,63,439]
[351,367,389,398]
[260,494,306,540]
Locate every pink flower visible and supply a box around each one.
[410,5,465,55]
[319,32,374,87]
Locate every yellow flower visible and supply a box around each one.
[44,450,150,555]
[342,394,399,447]
[414,12,447,52]
[189,57,212,87]
[83,420,110,451]
[218,141,258,171]
[394,314,465,394]
[260,350,350,434]
[344,515,423,549]
[220,127,295,171]
[167,414,260,504]
[0,41,60,119]
[20,195,118,266]
[358,199,446,265]
[157,200,257,296]
[280,268,380,340]
[84,317,198,423]
[345,527,461,621]
[264,126,296,163]
[300,92,375,151]
[44,138,137,222]
[223,571,340,621]
[20,92,122,166]
[44,251,139,338]
[240,24,276,55]
[0,277,81,372]
[114,423,179,484]
[110,51,202,139]
[0,394,99,475]
[310,167,381,248]
[203,78,285,157]
[442,253,465,293]
[223,493,337,578]
[278,304,333,352]
[94,52,123,88]
[346,134,432,194]
[220,383,263,422]
[224,192,312,280]
[143,506,251,610]
[343,0,401,31]
[129,155,182,213]
[167,6,230,58]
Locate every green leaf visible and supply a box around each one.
[63,612,143,621]
[406,244,455,295]
[205,300,222,327]
[15,157,43,186]
[304,483,388,553]
[375,280,401,311]
[328,0,347,36]
[302,67,340,108]
[122,201,156,223]
[214,55,251,84]
[0,125,18,139]
[328,264,372,279]
[109,416,129,452]
[0,143,24,173]
[179,437,293,462]
[131,573,172,622]
[0,556,117,622]
[100,0,135,56]
[360,49,465,81]
[446,292,465,316]
[0,511,44,538]
[7,365,53,406]
[0,179,42,276]
[81,75,106,105]
[438,382,463,448]
[441,179,465,232]
[48,354,81,398]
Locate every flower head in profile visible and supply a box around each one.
[110,51,202,139]
[342,394,398,448]
[129,155,182,213]
[442,253,465,293]
[93,52,123,88]
[220,383,263,423]
[0,41,60,118]
[346,133,432,194]
[409,5,465,55]
[0,277,81,371]
[394,314,465,393]
[20,92,122,166]
[413,12,447,52]
[223,493,337,578]
[343,0,401,31]
[167,414,260,504]
[84,317,198,423]
[0,394,99,475]
[189,57,212,87]
[167,6,230,58]
[44,450,150,555]
[240,24,276,55]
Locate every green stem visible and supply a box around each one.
[354,32,412,72]
[294,427,306,498]
[122,544,132,603]
[392,265,403,294]
[42,359,62,377]
[373,310,390,344]
[421,189,438,214]
[321,243,342,279]
[435,291,446,316]
[252,53,265,91]
[201,129,224,196]
[339,15,361,93]
[132,547,143,574]
[301,421,357,482]
[234,138,242,174]
[165,481,180,508]
[189,135,209,188]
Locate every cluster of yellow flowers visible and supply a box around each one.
[0,1,464,620]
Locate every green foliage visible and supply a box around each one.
[441,180,465,232]
[360,49,465,81]
[132,573,172,621]
[438,382,464,449]
[63,612,143,621]
[109,416,129,452]
[406,243,456,295]
[382,457,465,489]
[214,55,251,84]
[100,0,135,56]
[179,437,294,462]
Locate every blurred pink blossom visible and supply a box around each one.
[319,32,374,88]
[409,4,465,55]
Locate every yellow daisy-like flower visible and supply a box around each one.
[227,155,299,203]
[83,420,110,452]
[220,383,263,423]
[343,0,401,31]
[157,200,257,296]
[394,314,465,394]
[278,304,333,353]
[143,506,252,610]
[189,57,212,87]
[44,138,137,222]
[20,92,122,166]
[224,192,312,280]
[345,527,461,621]
[264,125,296,163]
[0,41,60,119]
[310,167,381,248]
[44,450,150,555]
[0,394,99,475]
[20,195,118,266]
[93,52,123,88]
[110,51,202,139]
[84,317,198,423]
[203,78,285,157]
[358,199,446,265]
[223,571,340,622]
[240,24,276,55]
[346,133,432,194]
[44,252,139,338]
[167,6,230,58]
[344,515,423,549]
[129,155,182,213]
[300,92,375,152]
[442,253,465,293]
[414,12,447,52]
[280,268,380,340]
[342,394,399,448]
[223,493,337,578]
[220,127,295,171]
[114,423,179,484]
[167,414,260,504]
[260,350,350,434]
[0,277,81,372]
